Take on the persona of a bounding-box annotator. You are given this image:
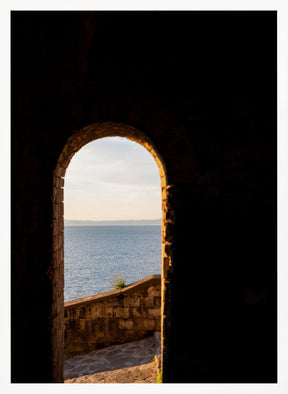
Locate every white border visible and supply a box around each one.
[0,0,283,11]
[1,2,288,393]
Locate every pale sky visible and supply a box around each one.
[64,137,161,221]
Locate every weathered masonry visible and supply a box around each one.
[11,11,277,383]
[64,275,161,357]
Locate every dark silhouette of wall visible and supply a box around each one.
[11,11,277,383]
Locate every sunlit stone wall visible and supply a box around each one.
[64,275,161,356]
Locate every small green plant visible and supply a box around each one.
[110,274,126,290]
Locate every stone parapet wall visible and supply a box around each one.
[64,275,161,357]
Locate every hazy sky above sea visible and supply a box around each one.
[64,137,161,221]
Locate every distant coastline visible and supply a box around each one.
[64,219,161,227]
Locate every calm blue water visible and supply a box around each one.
[64,225,161,301]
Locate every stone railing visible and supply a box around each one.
[64,274,161,357]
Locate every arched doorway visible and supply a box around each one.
[52,122,174,381]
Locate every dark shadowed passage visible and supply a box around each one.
[11,11,277,383]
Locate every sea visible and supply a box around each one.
[64,225,162,302]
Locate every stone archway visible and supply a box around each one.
[51,122,174,381]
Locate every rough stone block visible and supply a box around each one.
[148,286,161,298]
[79,319,86,330]
[91,304,103,318]
[123,296,140,307]
[132,308,142,318]
[147,308,161,319]
[119,320,134,330]
[115,307,129,318]
[154,297,161,307]
[143,319,155,330]
[106,307,114,317]
[141,296,154,309]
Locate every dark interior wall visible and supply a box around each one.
[11,11,277,383]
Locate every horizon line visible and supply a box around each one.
[64,218,161,224]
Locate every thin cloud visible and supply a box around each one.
[64,137,161,221]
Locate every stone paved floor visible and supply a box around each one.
[64,332,161,383]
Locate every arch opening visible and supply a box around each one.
[52,122,173,382]
[64,136,162,301]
